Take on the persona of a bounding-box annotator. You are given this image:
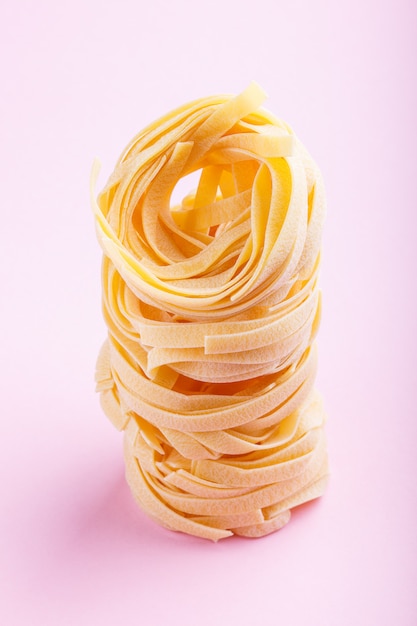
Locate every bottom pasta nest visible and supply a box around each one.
[96,338,328,541]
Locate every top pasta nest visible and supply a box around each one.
[92,82,325,321]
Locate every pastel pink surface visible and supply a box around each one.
[1,1,416,625]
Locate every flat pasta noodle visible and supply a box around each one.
[93,82,328,540]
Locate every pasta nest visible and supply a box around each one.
[92,83,328,540]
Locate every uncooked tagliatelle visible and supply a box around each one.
[92,82,328,540]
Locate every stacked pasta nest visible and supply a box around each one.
[93,83,328,540]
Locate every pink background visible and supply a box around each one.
[1,1,416,624]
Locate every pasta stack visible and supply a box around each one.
[92,83,328,540]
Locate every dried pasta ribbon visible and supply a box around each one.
[93,82,328,541]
